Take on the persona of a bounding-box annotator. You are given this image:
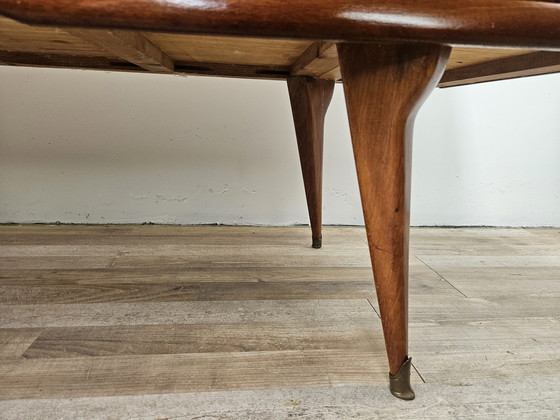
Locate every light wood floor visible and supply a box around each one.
[0,225,559,419]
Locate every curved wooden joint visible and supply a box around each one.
[337,42,450,397]
[288,76,334,248]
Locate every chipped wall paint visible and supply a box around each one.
[0,67,559,226]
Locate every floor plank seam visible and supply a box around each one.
[411,362,426,384]
[414,255,468,298]
[366,298,381,319]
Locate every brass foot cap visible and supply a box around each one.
[312,236,322,249]
[389,357,415,400]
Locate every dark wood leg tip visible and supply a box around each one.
[312,236,322,249]
[389,357,415,400]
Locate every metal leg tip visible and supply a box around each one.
[389,357,415,400]
[312,236,322,248]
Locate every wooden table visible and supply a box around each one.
[1,0,559,400]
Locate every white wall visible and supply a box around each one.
[1,66,559,226]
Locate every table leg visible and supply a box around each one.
[337,42,450,400]
[287,76,334,248]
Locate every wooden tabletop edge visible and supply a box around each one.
[1,0,560,51]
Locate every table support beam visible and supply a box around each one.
[67,29,174,73]
[290,42,339,80]
[337,41,450,399]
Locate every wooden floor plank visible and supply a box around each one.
[2,245,373,268]
[524,228,560,243]
[108,249,372,269]
[0,329,42,359]
[0,225,558,417]
[0,256,114,270]
[0,349,423,400]
[0,260,459,305]
[409,227,560,258]
[2,381,559,420]
[411,317,560,349]
[415,351,560,385]
[408,295,560,320]
[0,225,367,245]
[22,321,382,359]
[0,267,376,284]
[0,256,431,284]
[417,255,560,268]
[424,266,560,298]
[0,243,372,258]
[0,299,375,328]
[410,316,560,382]
[0,281,376,304]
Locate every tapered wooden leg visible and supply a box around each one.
[337,42,450,399]
[288,76,334,248]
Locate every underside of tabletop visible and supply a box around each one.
[1,16,560,88]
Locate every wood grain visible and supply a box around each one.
[2,0,560,50]
[0,50,148,73]
[338,42,450,375]
[0,225,367,245]
[0,299,376,329]
[143,32,310,67]
[0,280,376,304]
[0,256,114,270]
[290,42,339,79]
[106,247,374,268]
[0,15,114,57]
[0,349,401,400]
[0,266,376,284]
[174,61,289,80]
[446,47,532,70]
[416,266,560,299]
[2,381,559,420]
[67,29,174,73]
[288,76,334,248]
[440,51,560,87]
[22,322,381,358]
[0,225,558,417]
[0,329,42,359]
[2,13,556,84]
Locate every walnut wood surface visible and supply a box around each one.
[440,51,560,88]
[338,42,450,375]
[288,77,334,248]
[2,0,560,50]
